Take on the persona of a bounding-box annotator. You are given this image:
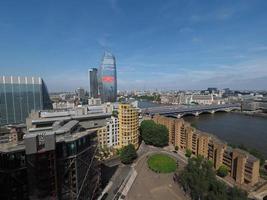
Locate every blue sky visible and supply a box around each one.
[0,0,267,91]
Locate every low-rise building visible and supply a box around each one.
[191,94,214,105]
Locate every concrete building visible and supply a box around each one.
[0,76,52,125]
[97,116,119,149]
[97,126,108,149]
[152,115,260,186]
[88,97,101,106]
[26,108,111,131]
[106,116,119,148]
[242,97,267,111]
[118,103,139,149]
[191,94,214,105]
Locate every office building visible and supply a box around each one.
[0,76,52,125]
[98,51,117,102]
[0,120,100,200]
[118,103,139,149]
[191,94,214,105]
[26,106,111,131]
[75,87,86,104]
[88,68,98,98]
[88,97,101,106]
[153,115,260,186]
[207,87,218,94]
[0,142,28,200]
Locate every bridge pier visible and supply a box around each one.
[195,112,199,117]
[177,114,182,118]
[211,110,215,114]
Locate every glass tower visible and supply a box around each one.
[0,76,52,125]
[88,68,98,98]
[98,51,117,102]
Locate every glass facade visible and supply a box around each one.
[0,76,52,125]
[98,51,117,102]
[88,68,98,98]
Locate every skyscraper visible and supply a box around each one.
[98,51,117,102]
[0,76,52,125]
[88,68,98,98]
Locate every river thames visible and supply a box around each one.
[184,113,267,157]
[138,101,267,157]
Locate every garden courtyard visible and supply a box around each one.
[147,154,177,173]
[126,153,189,200]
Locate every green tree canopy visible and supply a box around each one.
[217,165,229,178]
[140,120,168,147]
[176,156,248,200]
[120,144,137,164]
[185,149,192,158]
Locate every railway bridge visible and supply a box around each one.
[142,104,241,118]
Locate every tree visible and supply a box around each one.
[120,144,137,164]
[217,165,229,177]
[112,110,118,117]
[185,149,192,158]
[140,120,168,147]
[228,186,248,200]
[175,156,248,200]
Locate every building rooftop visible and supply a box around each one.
[55,120,79,135]
[234,148,259,162]
[0,141,25,153]
[0,76,42,84]
[56,129,97,143]
[31,113,112,125]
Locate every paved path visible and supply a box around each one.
[127,152,190,200]
[103,165,132,200]
[101,143,237,200]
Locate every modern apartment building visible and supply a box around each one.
[97,116,119,150]
[0,76,52,125]
[153,115,260,186]
[97,126,108,149]
[118,103,139,149]
[0,120,100,200]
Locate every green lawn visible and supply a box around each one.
[147,154,177,173]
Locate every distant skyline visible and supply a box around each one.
[0,0,267,92]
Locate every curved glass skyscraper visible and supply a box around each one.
[0,76,52,125]
[98,51,117,102]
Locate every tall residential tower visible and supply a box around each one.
[118,103,139,149]
[98,52,117,102]
[88,68,98,98]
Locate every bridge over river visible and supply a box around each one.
[142,104,241,118]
